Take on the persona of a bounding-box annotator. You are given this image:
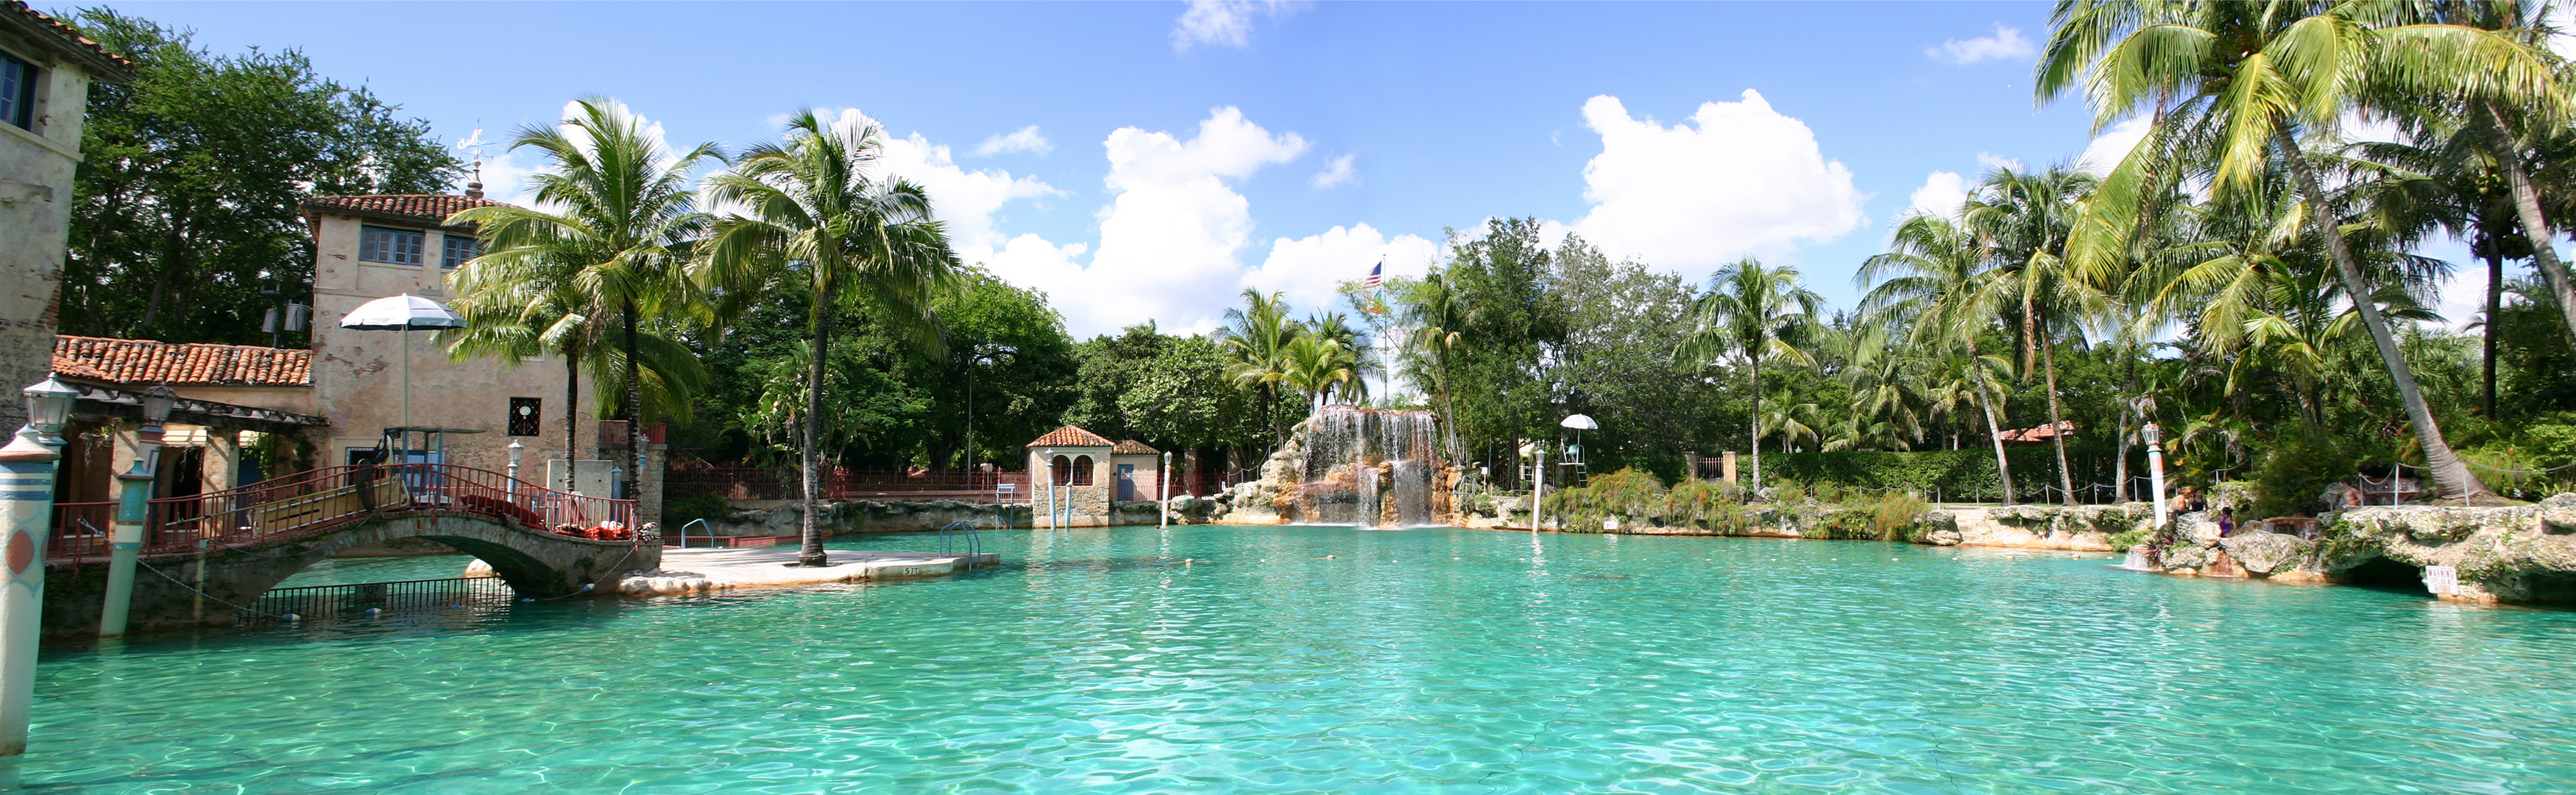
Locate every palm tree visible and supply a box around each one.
[1217,289,1301,448]
[1864,213,2024,504]
[1829,319,1927,452]
[1279,332,1361,410]
[2034,1,2558,498]
[439,272,710,490]
[1304,311,1371,405]
[1965,166,2109,504]
[448,97,718,505]
[698,110,962,568]
[1397,270,1468,461]
[1757,396,1825,454]
[1674,257,1821,492]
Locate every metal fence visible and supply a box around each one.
[245,575,514,624]
[666,465,1031,502]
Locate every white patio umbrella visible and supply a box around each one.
[340,294,466,433]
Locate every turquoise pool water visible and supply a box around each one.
[19,526,2576,794]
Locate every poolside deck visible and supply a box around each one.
[615,547,1000,596]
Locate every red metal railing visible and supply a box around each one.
[46,463,637,565]
[666,465,1030,501]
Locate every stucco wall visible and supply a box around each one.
[306,213,598,474]
[0,36,94,430]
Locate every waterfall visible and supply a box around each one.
[2117,548,2152,570]
[1286,406,1445,528]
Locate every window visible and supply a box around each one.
[1072,456,1094,485]
[1,51,33,130]
[359,226,424,265]
[1050,456,1072,486]
[507,397,541,437]
[441,235,481,269]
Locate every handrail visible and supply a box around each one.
[936,520,984,572]
[47,462,639,564]
[678,518,712,548]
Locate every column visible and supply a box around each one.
[0,427,61,755]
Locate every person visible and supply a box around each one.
[2217,506,2237,537]
[2170,485,2201,515]
[2186,486,2207,513]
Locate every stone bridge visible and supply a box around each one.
[41,464,660,636]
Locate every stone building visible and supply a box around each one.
[1024,426,1164,528]
[46,336,327,511]
[0,2,129,429]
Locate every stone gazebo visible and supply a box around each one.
[1024,425,1163,528]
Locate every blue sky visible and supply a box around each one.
[91,1,2197,336]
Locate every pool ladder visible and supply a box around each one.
[937,520,986,572]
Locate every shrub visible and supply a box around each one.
[1544,467,1667,532]
[2106,528,2148,551]
[1802,491,1931,540]
[1663,480,1757,534]
[2251,424,2356,517]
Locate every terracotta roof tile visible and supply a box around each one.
[52,336,311,387]
[2,1,135,80]
[1025,425,1114,448]
[300,194,511,227]
[1111,439,1159,455]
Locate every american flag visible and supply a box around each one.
[1363,259,1383,288]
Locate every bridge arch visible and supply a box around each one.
[42,462,656,637]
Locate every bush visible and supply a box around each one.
[1545,467,1666,532]
[2106,528,2149,551]
[1663,480,1757,534]
[2251,424,2356,517]
[1753,446,2117,503]
[1802,491,1931,540]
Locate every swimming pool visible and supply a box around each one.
[19,526,2576,793]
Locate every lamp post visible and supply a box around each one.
[2144,422,2170,531]
[99,384,176,638]
[1,374,79,755]
[506,440,525,504]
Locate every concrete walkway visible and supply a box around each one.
[615,548,1002,596]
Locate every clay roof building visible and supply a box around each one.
[1111,439,1159,455]
[52,335,312,387]
[1026,425,1115,448]
[300,194,510,229]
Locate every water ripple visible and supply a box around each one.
[19,527,2576,793]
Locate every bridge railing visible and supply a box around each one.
[47,463,637,564]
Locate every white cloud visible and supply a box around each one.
[2077,116,2152,175]
[1567,91,1866,276]
[1928,23,2037,65]
[1172,0,1301,52]
[973,125,1052,157]
[1906,171,1968,219]
[797,109,1066,265]
[1248,223,1438,313]
[1975,152,2023,174]
[463,99,683,209]
[1310,153,1358,188]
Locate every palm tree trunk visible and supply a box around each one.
[799,284,835,567]
[1967,339,2015,505]
[2275,126,2488,498]
[623,303,645,520]
[2039,321,2076,505]
[2484,102,2576,353]
[2484,246,2502,418]
[1747,347,1762,491]
[565,352,580,492]
[2115,350,2135,502]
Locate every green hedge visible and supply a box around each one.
[1751,445,2126,502]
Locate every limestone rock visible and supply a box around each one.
[2216,531,2313,575]
[1922,529,1962,546]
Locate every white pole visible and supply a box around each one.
[1159,451,1171,530]
[2148,439,2170,529]
[0,425,63,755]
[400,325,411,435]
[1532,448,1547,531]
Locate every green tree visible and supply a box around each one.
[448,98,717,506]
[700,110,962,567]
[2035,0,2559,496]
[1216,289,1301,449]
[1865,213,2023,504]
[64,9,460,343]
[1676,257,1821,491]
[1967,166,2109,504]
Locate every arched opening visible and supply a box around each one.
[1052,455,1073,486]
[1072,456,1094,485]
[2337,556,2430,596]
